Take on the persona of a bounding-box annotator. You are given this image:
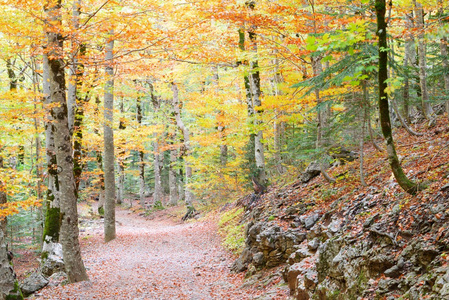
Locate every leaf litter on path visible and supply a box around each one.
[32,206,269,300]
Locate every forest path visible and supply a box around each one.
[34,206,262,300]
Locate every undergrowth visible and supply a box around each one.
[218,207,245,255]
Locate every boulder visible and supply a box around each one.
[41,242,64,277]
[20,272,48,296]
[300,162,322,183]
[47,271,68,287]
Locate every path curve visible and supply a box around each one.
[35,207,261,300]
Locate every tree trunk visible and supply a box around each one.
[403,12,415,123]
[168,148,178,206]
[0,229,23,299]
[71,0,87,195]
[272,54,286,174]
[103,30,116,242]
[42,53,61,249]
[414,0,432,119]
[238,29,257,180]
[44,0,88,282]
[116,98,125,205]
[247,5,266,185]
[375,0,422,195]
[136,96,146,207]
[152,140,162,206]
[171,83,194,210]
[441,36,449,113]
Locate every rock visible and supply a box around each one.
[231,248,252,273]
[20,272,48,296]
[287,263,302,292]
[307,238,320,251]
[253,252,264,267]
[41,242,64,277]
[384,261,404,278]
[368,254,395,274]
[245,264,257,278]
[327,218,343,234]
[303,213,320,230]
[300,161,322,183]
[47,271,68,287]
[288,242,312,265]
[378,278,399,294]
[286,256,317,299]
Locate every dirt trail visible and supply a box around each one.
[34,207,263,300]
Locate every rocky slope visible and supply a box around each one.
[231,118,449,299]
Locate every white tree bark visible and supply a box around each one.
[171,83,194,207]
[116,99,125,205]
[152,139,163,205]
[42,53,61,250]
[103,29,116,242]
[168,148,178,206]
[45,0,88,282]
[414,1,433,118]
[67,0,82,133]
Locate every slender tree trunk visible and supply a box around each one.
[32,59,44,246]
[103,29,116,242]
[375,0,422,195]
[441,36,449,113]
[42,53,61,249]
[403,12,415,123]
[152,140,163,206]
[6,59,25,168]
[246,5,266,185]
[238,29,257,179]
[413,0,432,118]
[148,86,162,206]
[71,0,87,195]
[44,0,88,282]
[135,95,146,207]
[171,83,194,210]
[116,98,125,205]
[272,54,286,174]
[168,148,178,206]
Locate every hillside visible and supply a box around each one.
[228,116,449,299]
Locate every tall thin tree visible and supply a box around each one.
[103,29,116,242]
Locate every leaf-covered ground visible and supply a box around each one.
[28,206,281,299]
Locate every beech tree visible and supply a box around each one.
[375,0,422,195]
[44,0,88,282]
[103,29,116,242]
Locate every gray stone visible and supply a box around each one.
[288,242,312,265]
[47,271,68,287]
[300,161,322,183]
[253,252,264,266]
[231,248,252,272]
[307,238,320,251]
[20,272,49,296]
[304,214,320,230]
[41,241,64,277]
[328,218,343,234]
